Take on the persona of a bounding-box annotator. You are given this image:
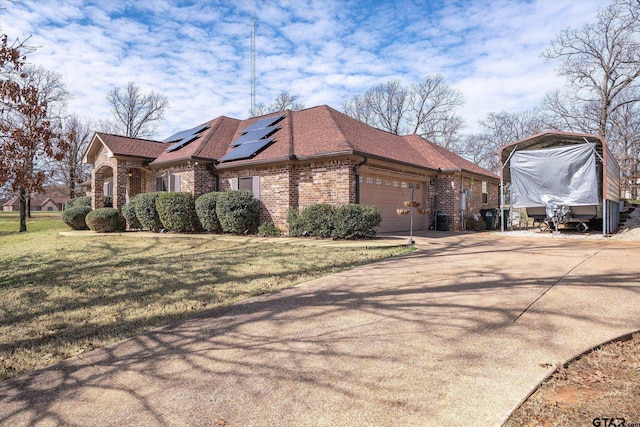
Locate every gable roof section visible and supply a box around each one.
[84,133,168,164]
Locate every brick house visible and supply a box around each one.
[83,105,499,232]
[2,195,68,212]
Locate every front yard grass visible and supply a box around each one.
[0,213,411,381]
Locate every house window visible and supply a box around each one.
[229,176,260,199]
[156,177,166,191]
[482,181,488,204]
[156,174,181,192]
[375,178,382,185]
[393,181,399,187]
[103,179,113,196]
[366,177,373,184]
[401,182,408,188]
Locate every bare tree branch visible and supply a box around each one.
[106,81,169,138]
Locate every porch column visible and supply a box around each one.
[92,171,104,211]
[114,162,128,210]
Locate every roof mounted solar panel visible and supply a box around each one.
[219,138,274,162]
[230,125,279,147]
[241,114,285,134]
[164,124,209,152]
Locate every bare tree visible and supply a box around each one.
[0,35,68,231]
[462,110,545,173]
[249,91,305,117]
[342,75,465,146]
[540,90,600,134]
[543,0,640,138]
[607,95,640,198]
[53,114,92,198]
[106,81,169,138]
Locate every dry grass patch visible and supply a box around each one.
[505,332,640,426]
[0,213,411,380]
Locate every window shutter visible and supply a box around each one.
[252,176,260,199]
[169,174,181,192]
[229,178,238,190]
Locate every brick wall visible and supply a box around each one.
[432,173,500,231]
[218,159,355,230]
[219,165,293,228]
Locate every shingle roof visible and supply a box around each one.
[84,105,497,180]
[95,133,168,159]
[2,194,68,208]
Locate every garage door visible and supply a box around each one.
[359,174,426,233]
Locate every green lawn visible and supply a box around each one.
[0,212,411,380]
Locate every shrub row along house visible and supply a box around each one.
[83,105,499,232]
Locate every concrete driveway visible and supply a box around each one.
[1,232,639,426]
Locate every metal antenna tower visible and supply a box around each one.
[250,0,256,113]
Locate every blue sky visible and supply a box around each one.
[0,0,610,138]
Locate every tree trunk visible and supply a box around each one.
[19,187,27,232]
[27,192,32,218]
[68,167,76,199]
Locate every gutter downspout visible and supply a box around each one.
[354,156,367,204]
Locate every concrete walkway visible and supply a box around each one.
[1,232,639,426]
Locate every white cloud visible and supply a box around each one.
[0,0,612,138]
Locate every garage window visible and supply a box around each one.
[366,177,373,184]
[376,178,382,185]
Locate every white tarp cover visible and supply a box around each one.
[510,143,599,209]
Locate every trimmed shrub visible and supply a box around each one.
[301,204,335,238]
[195,192,222,233]
[332,204,382,239]
[216,190,260,234]
[258,222,281,237]
[156,192,197,232]
[134,192,163,232]
[86,208,125,233]
[122,198,142,229]
[64,196,91,210]
[103,195,113,208]
[61,206,92,230]
[287,208,303,237]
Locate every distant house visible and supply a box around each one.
[2,194,69,212]
[83,105,499,232]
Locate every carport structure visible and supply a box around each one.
[500,131,621,235]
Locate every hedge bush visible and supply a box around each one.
[61,206,92,230]
[64,196,91,210]
[86,208,125,233]
[122,197,142,229]
[301,204,334,238]
[332,204,382,239]
[287,208,304,237]
[134,192,163,232]
[195,192,222,233]
[156,192,197,232]
[258,222,281,237]
[216,190,260,234]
